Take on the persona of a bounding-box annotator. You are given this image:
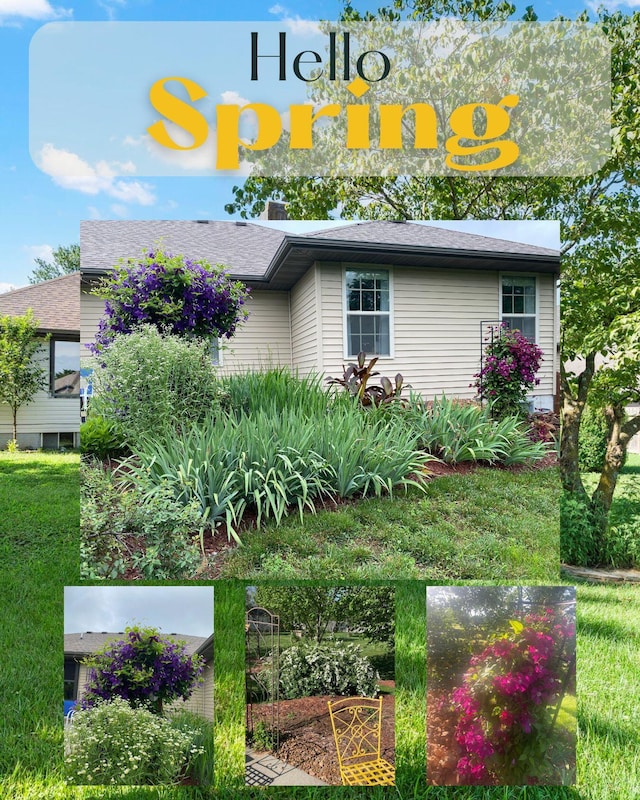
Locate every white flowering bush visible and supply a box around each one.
[65,698,205,785]
[264,642,379,700]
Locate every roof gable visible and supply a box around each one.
[0,273,80,335]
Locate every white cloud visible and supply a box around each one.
[0,0,71,21]
[36,144,156,206]
[0,282,17,294]
[220,90,251,107]
[24,244,54,263]
[268,4,286,13]
[265,3,320,36]
[87,206,102,220]
[110,204,129,217]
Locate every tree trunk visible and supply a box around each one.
[591,406,640,528]
[11,405,17,442]
[559,355,595,499]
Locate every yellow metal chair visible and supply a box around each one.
[327,696,395,786]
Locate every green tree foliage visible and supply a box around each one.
[28,243,80,284]
[0,310,48,442]
[226,3,640,560]
[253,585,394,646]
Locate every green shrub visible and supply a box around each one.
[80,461,205,580]
[65,698,204,785]
[559,492,604,567]
[80,416,126,459]
[578,404,611,473]
[263,641,379,700]
[89,325,221,448]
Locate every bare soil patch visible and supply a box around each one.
[249,693,395,786]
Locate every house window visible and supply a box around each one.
[345,269,391,357]
[501,276,536,342]
[64,659,78,701]
[51,339,80,397]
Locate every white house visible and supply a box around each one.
[81,220,560,411]
[0,273,80,449]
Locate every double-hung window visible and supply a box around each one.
[501,275,537,342]
[345,269,391,357]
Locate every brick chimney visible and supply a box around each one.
[259,201,288,220]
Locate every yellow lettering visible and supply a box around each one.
[216,103,282,170]
[445,95,520,171]
[379,104,438,150]
[289,105,340,149]
[147,77,209,150]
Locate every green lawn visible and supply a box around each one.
[0,451,79,780]
[218,466,560,581]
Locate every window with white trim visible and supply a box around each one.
[345,269,391,357]
[501,275,536,342]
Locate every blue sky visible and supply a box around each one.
[0,0,630,290]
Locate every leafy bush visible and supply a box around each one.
[450,610,575,785]
[80,626,204,714]
[407,395,549,465]
[65,698,204,785]
[126,405,429,542]
[80,416,126,460]
[474,325,543,418]
[559,492,603,567]
[579,404,612,472]
[90,248,249,353]
[89,326,221,449]
[81,461,205,580]
[263,641,379,699]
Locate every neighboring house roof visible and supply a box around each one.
[80,220,560,291]
[64,631,213,661]
[0,273,80,335]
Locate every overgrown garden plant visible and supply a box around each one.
[474,324,543,419]
[90,248,249,353]
[80,626,204,715]
[450,610,575,785]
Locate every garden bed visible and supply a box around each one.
[249,693,395,785]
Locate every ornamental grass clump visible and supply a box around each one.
[65,698,204,785]
[450,610,575,785]
[474,325,543,418]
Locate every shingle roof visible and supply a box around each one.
[304,221,559,257]
[80,220,560,289]
[64,631,211,659]
[0,273,80,334]
[80,220,286,277]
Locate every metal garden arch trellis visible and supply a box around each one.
[245,606,280,751]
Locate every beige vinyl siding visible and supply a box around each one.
[221,290,292,372]
[0,342,79,443]
[534,273,556,396]
[169,661,213,721]
[81,288,293,374]
[290,265,320,373]
[319,264,556,401]
[81,291,105,368]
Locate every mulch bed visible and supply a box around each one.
[248,693,395,786]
